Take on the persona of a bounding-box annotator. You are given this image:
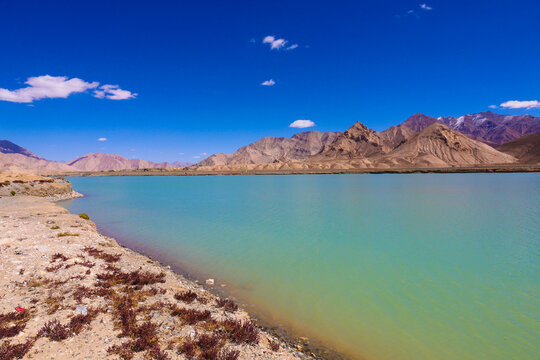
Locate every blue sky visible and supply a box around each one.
[1,0,539,162]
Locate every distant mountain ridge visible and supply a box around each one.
[198,111,539,168]
[0,142,191,173]
[2,111,537,174]
[66,153,191,171]
[394,111,540,146]
[199,130,340,166]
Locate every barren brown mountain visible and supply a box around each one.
[66,153,191,171]
[0,152,75,173]
[309,122,391,161]
[198,130,340,166]
[375,123,516,168]
[379,125,417,149]
[497,132,540,164]
[0,141,74,172]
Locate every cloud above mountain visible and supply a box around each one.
[498,100,540,109]
[289,120,315,128]
[0,75,136,103]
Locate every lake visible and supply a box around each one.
[59,174,540,360]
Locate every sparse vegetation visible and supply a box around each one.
[50,225,60,229]
[215,298,238,312]
[39,319,70,341]
[269,339,280,352]
[78,213,90,220]
[221,319,259,345]
[10,190,16,196]
[0,339,34,360]
[83,246,121,262]
[51,253,69,262]
[174,290,198,303]
[171,306,212,325]
[57,232,79,237]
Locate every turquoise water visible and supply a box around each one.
[60,174,540,360]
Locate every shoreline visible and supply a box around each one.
[0,194,320,360]
[76,216,352,360]
[48,163,540,178]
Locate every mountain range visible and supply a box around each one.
[1,111,538,173]
[199,131,340,166]
[195,111,539,169]
[0,143,191,173]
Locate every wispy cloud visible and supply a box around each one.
[419,4,432,10]
[498,100,540,109]
[0,75,98,103]
[261,79,276,86]
[97,137,107,141]
[263,35,298,50]
[488,105,498,109]
[177,152,185,155]
[93,84,137,100]
[0,75,136,103]
[192,155,201,159]
[289,119,315,128]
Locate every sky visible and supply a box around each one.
[1,0,539,163]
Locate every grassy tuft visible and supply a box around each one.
[78,213,90,220]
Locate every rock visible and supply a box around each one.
[205,278,214,286]
[75,305,88,315]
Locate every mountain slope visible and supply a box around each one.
[0,140,43,160]
[379,125,417,149]
[0,153,75,172]
[309,122,391,161]
[497,132,540,164]
[390,111,540,146]
[439,111,540,146]
[66,153,191,171]
[376,123,517,167]
[198,131,340,166]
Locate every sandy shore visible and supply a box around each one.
[0,194,313,360]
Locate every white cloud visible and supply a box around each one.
[263,35,296,50]
[192,156,201,159]
[499,100,540,109]
[261,79,276,86]
[93,84,137,100]
[289,119,316,128]
[0,75,98,103]
[97,137,107,141]
[200,152,208,156]
[488,105,498,109]
[420,4,432,10]
[0,75,137,103]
